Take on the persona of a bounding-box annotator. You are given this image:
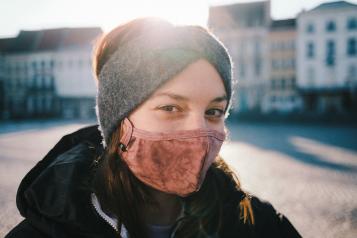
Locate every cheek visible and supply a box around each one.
[205,119,225,136]
[128,106,153,129]
[216,123,226,134]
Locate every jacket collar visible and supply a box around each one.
[90,192,187,238]
[16,124,116,237]
[15,123,247,237]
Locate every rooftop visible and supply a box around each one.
[209,1,270,29]
[311,1,357,12]
[0,27,102,53]
[270,18,296,30]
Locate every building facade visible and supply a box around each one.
[263,19,303,113]
[0,27,102,120]
[209,0,271,114]
[297,1,357,113]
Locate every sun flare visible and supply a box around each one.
[101,0,209,32]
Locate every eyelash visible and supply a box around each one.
[160,105,179,112]
[159,105,224,117]
[208,109,225,117]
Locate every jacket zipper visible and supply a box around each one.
[169,217,184,238]
[87,144,122,236]
[168,201,188,238]
[90,192,186,238]
[90,193,120,233]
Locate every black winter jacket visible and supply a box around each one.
[5,124,302,238]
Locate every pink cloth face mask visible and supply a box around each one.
[117,117,226,197]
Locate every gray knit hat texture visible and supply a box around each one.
[95,21,236,148]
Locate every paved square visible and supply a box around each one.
[1,120,356,238]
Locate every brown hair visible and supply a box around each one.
[92,17,255,238]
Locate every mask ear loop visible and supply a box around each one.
[119,143,127,152]
[118,117,133,152]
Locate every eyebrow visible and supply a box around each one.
[153,92,228,103]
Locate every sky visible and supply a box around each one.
[1,0,357,38]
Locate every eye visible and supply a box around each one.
[159,105,180,113]
[206,108,224,117]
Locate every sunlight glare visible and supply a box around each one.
[102,0,209,32]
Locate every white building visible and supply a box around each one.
[209,1,271,114]
[0,27,102,119]
[54,40,99,119]
[297,1,357,113]
[2,51,57,119]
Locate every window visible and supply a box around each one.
[27,97,34,113]
[15,63,20,73]
[23,64,28,75]
[41,76,46,88]
[271,60,278,69]
[289,41,295,50]
[347,65,357,82]
[20,77,26,87]
[306,42,315,58]
[6,65,11,74]
[326,21,336,32]
[50,60,55,68]
[44,76,50,88]
[254,41,262,76]
[30,76,35,88]
[290,77,296,86]
[279,42,285,51]
[16,78,20,87]
[42,96,47,112]
[281,79,286,89]
[306,23,315,33]
[347,17,357,30]
[307,67,315,86]
[45,95,52,111]
[283,59,293,69]
[36,76,42,88]
[347,38,356,56]
[281,60,286,69]
[255,58,262,76]
[36,96,42,112]
[50,76,55,88]
[57,60,62,68]
[326,40,335,66]
[32,61,37,70]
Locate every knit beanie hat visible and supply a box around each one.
[95,19,236,148]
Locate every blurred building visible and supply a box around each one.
[209,0,271,113]
[0,39,11,117]
[297,1,357,113]
[0,27,102,120]
[263,18,303,113]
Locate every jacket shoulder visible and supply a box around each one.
[5,219,48,238]
[249,195,302,238]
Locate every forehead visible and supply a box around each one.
[151,59,226,102]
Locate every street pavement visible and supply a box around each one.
[1,119,356,238]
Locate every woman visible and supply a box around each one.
[6,17,302,238]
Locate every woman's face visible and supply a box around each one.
[128,59,228,134]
